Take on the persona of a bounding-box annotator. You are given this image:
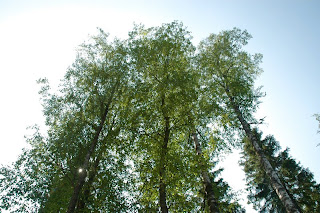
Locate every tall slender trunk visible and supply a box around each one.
[76,155,101,211]
[192,133,219,213]
[159,115,170,213]
[226,91,300,213]
[67,104,109,213]
[67,83,118,213]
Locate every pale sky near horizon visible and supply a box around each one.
[1,1,320,212]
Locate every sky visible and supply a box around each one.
[0,0,319,212]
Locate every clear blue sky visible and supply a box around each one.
[1,1,319,212]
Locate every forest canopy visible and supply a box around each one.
[0,21,319,213]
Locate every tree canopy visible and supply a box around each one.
[0,21,318,213]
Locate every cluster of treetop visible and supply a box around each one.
[1,21,319,213]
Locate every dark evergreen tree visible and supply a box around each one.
[240,129,320,212]
[191,130,246,213]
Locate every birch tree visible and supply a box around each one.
[128,21,204,212]
[0,30,136,212]
[198,28,301,213]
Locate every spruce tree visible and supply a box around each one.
[240,129,320,212]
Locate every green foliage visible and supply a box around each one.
[0,29,136,212]
[3,22,301,212]
[240,129,320,212]
[0,126,62,212]
[128,21,204,212]
[211,172,245,213]
[198,26,318,212]
[197,28,264,143]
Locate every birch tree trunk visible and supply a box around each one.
[76,155,101,211]
[159,112,170,213]
[66,104,109,213]
[158,95,170,213]
[226,92,300,213]
[192,133,219,213]
[67,84,118,213]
